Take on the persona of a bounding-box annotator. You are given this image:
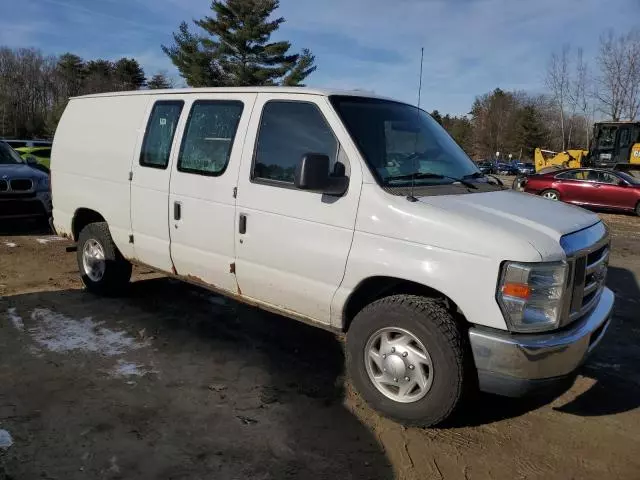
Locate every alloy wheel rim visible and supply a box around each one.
[82,239,106,282]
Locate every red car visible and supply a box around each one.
[523,168,640,215]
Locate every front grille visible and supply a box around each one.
[0,179,7,192]
[10,179,33,191]
[561,224,609,326]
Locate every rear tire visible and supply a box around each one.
[347,295,467,427]
[77,222,131,295]
[636,202,640,217]
[541,189,560,201]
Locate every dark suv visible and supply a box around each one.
[0,141,51,221]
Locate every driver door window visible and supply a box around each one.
[253,101,338,185]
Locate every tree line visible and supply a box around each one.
[0,48,173,138]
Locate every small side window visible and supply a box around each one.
[619,129,630,148]
[178,101,244,176]
[140,101,184,169]
[253,101,338,185]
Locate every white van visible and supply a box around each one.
[51,87,613,426]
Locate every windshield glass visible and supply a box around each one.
[0,142,25,165]
[330,96,479,186]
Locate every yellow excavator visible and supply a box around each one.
[534,121,640,173]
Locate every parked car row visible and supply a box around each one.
[476,160,534,176]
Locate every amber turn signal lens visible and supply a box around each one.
[502,282,531,299]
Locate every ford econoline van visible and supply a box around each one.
[51,88,613,426]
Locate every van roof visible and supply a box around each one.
[71,86,396,102]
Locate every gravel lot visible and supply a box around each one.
[1,211,639,480]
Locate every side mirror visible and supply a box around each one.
[25,155,38,166]
[294,153,349,196]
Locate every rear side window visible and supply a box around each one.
[253,101,338,184]
[557,170,589,180]
[140,101,184,169]
[178,101,244,176]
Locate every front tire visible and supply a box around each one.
[77,222,131,295]
[347,295,467,427]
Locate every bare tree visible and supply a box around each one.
[596,29,640,121]
[546,45,571,150]
[568,48,592,148]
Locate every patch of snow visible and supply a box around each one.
[29,309,147,356]
[36,236,66,245]
[3,242,17,248]
[6,308,24,331]
[110,360,149,377]
[0,429,13,450]
[590,361,621,371]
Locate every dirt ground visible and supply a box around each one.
[1,212,639,480]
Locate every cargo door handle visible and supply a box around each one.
[174,201,182,220]
[239,214,247,234]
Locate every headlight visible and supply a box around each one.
[38,176,49,190]
[496,261,568,332]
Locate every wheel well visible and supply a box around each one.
[72,208,106,241]
[342,276,464,332]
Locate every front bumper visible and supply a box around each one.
[0,192,51,219]
[469,287,614,397]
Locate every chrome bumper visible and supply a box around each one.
[469,288,614,396]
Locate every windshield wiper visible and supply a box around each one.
[386,172,478,190]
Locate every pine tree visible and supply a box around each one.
[162,22,222,87]
[148,72,173,89]
[83,59,114,94]
[516,105,547,156]
[162,0,316,87]
[113,58,146,91]
[56,53,85,98]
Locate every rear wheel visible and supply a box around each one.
[347,295,467,427]
[77,222,131,295]
[636,202,640,217]
[541,189,560,201]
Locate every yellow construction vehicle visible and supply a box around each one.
[533,122,640,173]
[533,148,588,172]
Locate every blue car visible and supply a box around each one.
[0,141,51,221]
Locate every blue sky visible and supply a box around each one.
[0,0,638,114]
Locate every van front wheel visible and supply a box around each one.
[347,295,466,427]
[77,222,131,295]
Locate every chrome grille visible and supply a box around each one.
[560,222,609,326]
[9,179,33,191]
[0,179,7,192]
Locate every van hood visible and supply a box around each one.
[418,189,600,259]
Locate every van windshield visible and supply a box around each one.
[0,142,24,165]
[330,96,479,187]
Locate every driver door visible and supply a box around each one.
[234,94,362,324]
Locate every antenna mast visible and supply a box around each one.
[407,47,424,202]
